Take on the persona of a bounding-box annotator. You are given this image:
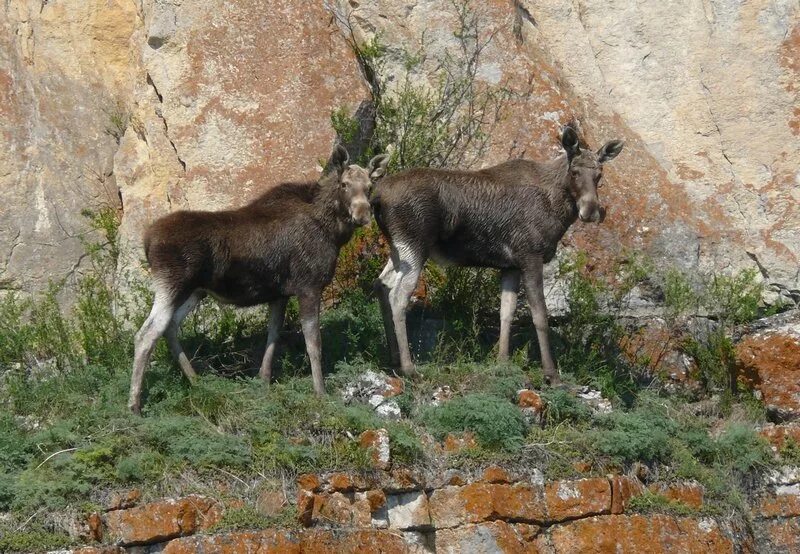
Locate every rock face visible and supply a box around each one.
[71,471,786,552]
[736,313,800,421]
[1,0,797,300]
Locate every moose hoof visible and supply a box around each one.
[128,403,142,416]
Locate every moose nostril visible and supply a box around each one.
[598,207,606,223]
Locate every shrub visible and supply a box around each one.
[592,410,674,465]
[422,393,526,451]
[714,424,774,473]
[540,388,592,425]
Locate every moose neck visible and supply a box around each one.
[313,172,355,246]
[541,155,579,229]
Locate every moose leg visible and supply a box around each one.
[130,292,179,414]
[498,269,521,363]
[375,259,400,367]
[387,247,424,377]
[164,292,204,382]
[298,291,325,395]
[259,297,288,383]
[522,259,560,385]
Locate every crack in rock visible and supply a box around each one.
[146,73,186,172]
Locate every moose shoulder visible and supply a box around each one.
[129,146,389,414]
[371,126,624,384]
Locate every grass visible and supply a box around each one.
[0,202,784,542]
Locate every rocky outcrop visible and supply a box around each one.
[736,311,800,421]
[70,468,795,552]
[0,0,797,301]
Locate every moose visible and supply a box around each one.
[371,126,624,385]
[129,146,390,414]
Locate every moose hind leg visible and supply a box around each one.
[298,291,325,395]
[259,297,288,384]
[130,292,178,414]
[165,292,203,382]
[374,259,400,367]
[522,259,559,385]
[387,246,424,377]
[498,269,521,362]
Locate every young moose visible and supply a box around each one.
[129,146,390,414]
[372,126,623,384]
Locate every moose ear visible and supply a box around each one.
[367,153,390,180]
[329,145,350,172]
[561,126,580,159]
[597,140,624,163]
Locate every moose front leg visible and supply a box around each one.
[375,259,400,367]
[498,269,521,362]
[522,258,560,385]
[259,297,288,384]
[298,291,325,395]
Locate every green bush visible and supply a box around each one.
[0,526,73,553]
[422,393,526,451]
[540,389,592,425]
[715,424,774,473]
[591,409,675,465]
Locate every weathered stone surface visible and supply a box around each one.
[107,489,142,511]
[256,488,288,518]
[436,521,538,554]
[539,514,734,553]
[2,0,799,305]
[737,321,800,421]
[543,478,612,523]
[103,495,222,546]
[71,547,125,554]
[297,489,315,528]
[0,0,137,295]
[386,491,431,530]
[649,482,705,510]
[754,518,800,554]
[297,473,322,492]
[761,423,800,452]
[360,428,391,470]
[443,432,478,453]
[517,390,545,425]
[482,465,512,484]
[300,529,411,553]
[161,529,302,553]
[313,491,354,527]
[610,476,646,515]
[429,483,545,528]
[758,485,800,518]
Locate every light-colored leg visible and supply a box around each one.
[164,292,203,381]
[259,297,288,383]
[129,292,176,414]
[375,259,400,367]
[498,269,521,362]
[298,291,325,395]
[386,248,424,377]
[522,258,559,384]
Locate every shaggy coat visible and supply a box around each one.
[128,146,389,414]
[371,127,624,383]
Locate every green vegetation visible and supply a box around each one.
[207,504,299,533]
[0,1,787,542]
[422,393,527,451]
[627,490,697,517]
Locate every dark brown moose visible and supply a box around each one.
[371,126,623,384]
[129,146,389,414]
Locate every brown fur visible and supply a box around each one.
[371,127,623,382]
[128,146,389,414]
